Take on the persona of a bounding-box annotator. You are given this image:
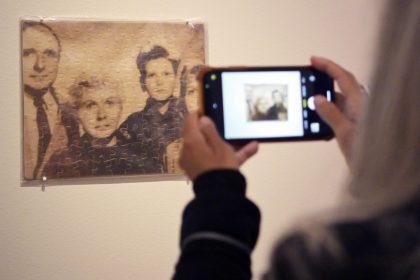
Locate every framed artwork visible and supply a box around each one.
[21,18,205,182]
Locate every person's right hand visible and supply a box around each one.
[311,56,367,168]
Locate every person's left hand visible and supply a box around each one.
[179,113,259,181]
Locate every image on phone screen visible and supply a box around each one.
[222,71,303,139]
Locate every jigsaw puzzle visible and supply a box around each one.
[21,19,205,181]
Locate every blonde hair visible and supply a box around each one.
[266,2,420,274]
[347,0,420,216]
[68,74,121,109]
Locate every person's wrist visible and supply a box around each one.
[193,169,246,197]
[189,161,239,181]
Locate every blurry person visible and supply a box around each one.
[118,45,182,173]
[44,76,147,178]
[173,1,420,278]
[165,61,204,173]
[251,97,271,121]
[179,61,204,116]
[22,22,76,180]
[266,88,288,120]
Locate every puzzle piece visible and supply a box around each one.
[22,19,205,181]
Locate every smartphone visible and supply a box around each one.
[200,66,335,142]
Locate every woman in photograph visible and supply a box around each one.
[164,60,204,173]
[178,60,204,116]
[44,75,147,179]
[118,45,183,173]
[251,97,271,121]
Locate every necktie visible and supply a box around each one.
[26,86,52,178]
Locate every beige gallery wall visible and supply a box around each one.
[0,0,386,279]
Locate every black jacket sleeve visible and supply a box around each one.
[173,169,261,280]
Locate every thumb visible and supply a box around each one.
[235,141,259,166]
[315,95,352,135]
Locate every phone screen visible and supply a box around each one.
[202,67,334,142]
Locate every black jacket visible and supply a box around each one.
[173,170,260,280]
[173,170,420,279]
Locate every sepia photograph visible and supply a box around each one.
[21,19,205,181]
[245,84,288,122]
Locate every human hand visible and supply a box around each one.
[179,113,259,181]
[311,56,366,168]
[232,141,259,166]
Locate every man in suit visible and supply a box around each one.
[22,22,71,180]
